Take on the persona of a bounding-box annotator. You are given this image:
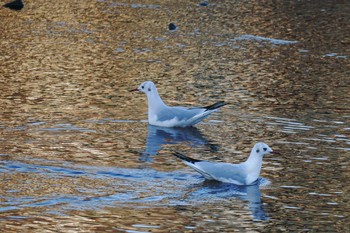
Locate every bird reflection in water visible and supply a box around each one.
[184,179,269,221]
[140,125,219,163]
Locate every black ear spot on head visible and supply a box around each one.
[263,148,267,151]
[148,88,151,91]
[256,149,260,153]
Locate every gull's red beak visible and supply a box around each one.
[129,88,139,92]
[270,150,280,155]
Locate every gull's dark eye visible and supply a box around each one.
[256,149,260,153]
[141,86,144,89]
[263,148,267,151]
[148,88,151,91]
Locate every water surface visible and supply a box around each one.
[1,0,349,232]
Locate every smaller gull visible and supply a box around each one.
[173,142,277,185]
[130,81,226,127]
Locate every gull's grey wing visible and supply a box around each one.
[156,106,205,122]
[195,162,247,185]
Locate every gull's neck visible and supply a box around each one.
[146,87,166,116]
[244,151,263,183]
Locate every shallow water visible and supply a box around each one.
[1,0,350,232]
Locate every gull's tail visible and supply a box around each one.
[173,152,201,164]
[173,152,214,180]
[204,101,227,111]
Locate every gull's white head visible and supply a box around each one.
[252,142,275,157]
[130,81,156,95]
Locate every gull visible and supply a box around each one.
[130,81,226,127]
[173,142,277,185]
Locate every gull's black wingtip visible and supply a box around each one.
[173,152,201,164]
[204,101,227,111]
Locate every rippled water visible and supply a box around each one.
[1,0,349,232]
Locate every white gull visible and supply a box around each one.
[173,142,277,185]
[130,81,226,127]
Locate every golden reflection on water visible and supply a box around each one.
[1,0,350,232]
